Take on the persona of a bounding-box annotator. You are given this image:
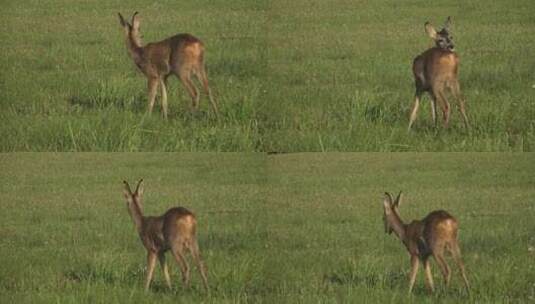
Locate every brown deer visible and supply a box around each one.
[118,12,218,119]
[381,191,470,293]
[122,179,208,291]
[408,17,469,130]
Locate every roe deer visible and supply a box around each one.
[408,17,469,130]
[122,179,208,291]
[118,12,218,119]
[381,192,469,293]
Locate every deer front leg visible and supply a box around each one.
[423,258,435,293]
[145,251,157,291]
[430,98,437,127]
[158,252,172,289]
[408,91,422,131]
[147,77,159,114]
[160,78,168,119]
[408,255,419,293]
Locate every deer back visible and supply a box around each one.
[404,219,431,257]
[421,210,458,245]
[162,207,197,244]
[139,215,167,252]
[413,48,459,92]
[168,34,205,73]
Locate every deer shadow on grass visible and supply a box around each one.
[69,92,217,122]
[63,262,202,293]
[324,268,406,290]
[63,263,125,285]
[324,267,470,297]
[68,92,146,112]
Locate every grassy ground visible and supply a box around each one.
[262,0,535,151]
[1,1,534,151]
[1,153,534,303]
[0,1,268,151]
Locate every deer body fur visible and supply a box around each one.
[123,179,208,291]
[408,17,469,130]
[119,12,218,119]
[382,192,470,293]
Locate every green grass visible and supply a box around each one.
[1,1,534,151]
[1,153,534,302]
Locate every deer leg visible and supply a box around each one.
[171,243,190,287]
[189,239,209,291]
[145,251,158,291]
[430,95,438,128]
[450,241,470,292]
[433,250,451,288]
[158,252,172,289]
[433,88,451,128]
[179,71,199,112]
[423,257,435,293]
[160,78,168,119]
[196,66,218,117]
[147,78,159,114]
[408,255,420,293]
[408,90,422,131]
[451,81,470,129]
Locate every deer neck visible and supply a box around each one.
[125,34,144,66]
[388,211,409,244]
[128,201,145,234]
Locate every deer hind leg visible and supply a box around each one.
[433,87,451,128]
[433,245,451,288]
[430,93,438,128]
[195,65,218,117]
[158,252,172,289]
[188,238,209,291]
[408,89,423,131]
[147,77,159,114]
[171,242,191,287]
[449,240,470,292]
[451,80,470,129]
[160,78,168,119]
[145,251,158,291]
[179,69,200,111]
[423,257,435,293]
[408,255,420,293]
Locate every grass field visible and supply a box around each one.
[1,153,534,303]
[1,1,534,151]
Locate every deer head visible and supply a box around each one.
[382,191,403,234]
[425,17,454,51]
[118,12,143,48]
[123,179,145,223]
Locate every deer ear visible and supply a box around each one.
[131,11,140,30]
[383,198,392,214]
[443,16,452,30]
[383,192,393,211]
[425,22,438,40]
[384,192,394,204]
[394,191,403,208]
[123,180,133,199]
[118,13,128,27]
[135,179,144,197]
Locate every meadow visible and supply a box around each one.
[1,0,534,151]
[1,153,534,303]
